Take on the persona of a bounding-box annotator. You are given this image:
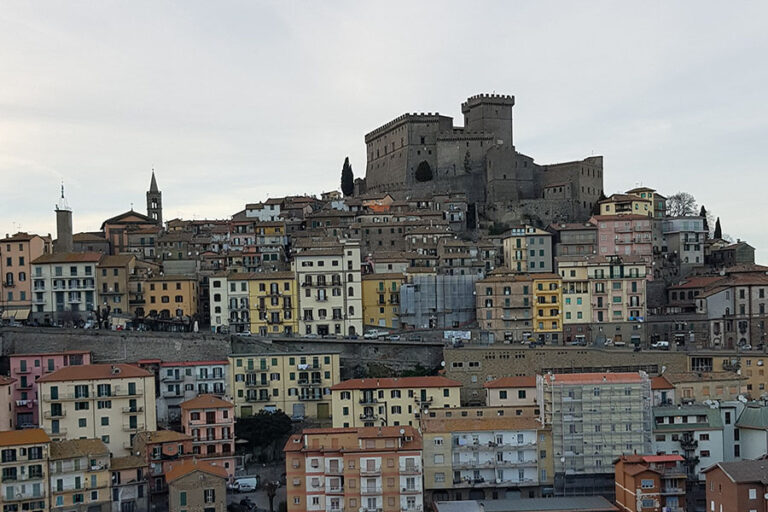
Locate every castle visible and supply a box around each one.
[360,93,604,226]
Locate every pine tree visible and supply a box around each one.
[340,157,354,196]
[714,217,722,239]
[699,205,709,232]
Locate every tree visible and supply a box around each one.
[592,191,607,216]
[414,161,433,182]
[666,192,698,217]
[340,157,354,196]
[264,481,279,512]
[699,205,709,232]
[235,410,293,461]
[463,150,471,173]
[714,217,722,239]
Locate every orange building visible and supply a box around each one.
[180,394,236,478]
[285,426,423,512]
[614,454,686,512]
[0,232,51,322]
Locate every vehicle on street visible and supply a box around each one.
[229,477,259,493]
[651,340,670,350]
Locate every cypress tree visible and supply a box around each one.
[714,217,722,239]
[699,205,709,232]
[340,157,354,196]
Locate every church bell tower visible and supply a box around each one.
[146,170,163,226]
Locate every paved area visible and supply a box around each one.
[228,461,286,511]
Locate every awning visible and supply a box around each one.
[2,308,30,320]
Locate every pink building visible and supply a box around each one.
[9,350,91,427]
[0,376,16,430]
[591,214,654,276]
[180,394,236,477]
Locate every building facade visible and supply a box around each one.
[30,252,102,325]
[49,439,111,512]
[179,395,236,478]
[156,360,230,428]
[0,429,50,512]
[0,232,51,322]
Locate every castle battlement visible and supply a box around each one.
[365,112,447,142]
[437,129,494,141]
[461,93,515,111]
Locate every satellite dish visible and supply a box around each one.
[399,428,405,435]
[441,361,445,367]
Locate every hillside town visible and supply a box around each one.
[1,93,767,512]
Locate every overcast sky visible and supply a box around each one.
[1,1,767,263]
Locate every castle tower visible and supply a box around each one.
[461,94,515,148]
[146,170,163,226]
[54,183,73,254]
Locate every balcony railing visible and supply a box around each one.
[122,406,144,413]
[122,423,145,432]
[43,410,66,419]
[360,467,381,476]
[360,486,382,495]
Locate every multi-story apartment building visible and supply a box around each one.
[284,426,423,512]
[502,226,553,273]
[0,429,50,512]
[49,439,111,511]
[30,252,102,325]
[145,275,198,322]
[475,274,533,343]
[0,376,15,430]
[132,430,194,510]
[10,350,91,428]
[591,215,653,273]
[614,454,686,512]
[0,232,51,322]
[295,241,363,337]
[109,454,149,512]
[156,360,229,428]
[362,273,404,330]
[547,222,597,258]
[537,372,653,496]
[180,395,235,477]
[228,351,341,420]
[599,193,653,217]
[331,377,462,428]
[555,258,592,344]
[661,216,707,270]
[532,274,563,344]
[95,254,136,326]
[484,377,537,408]
[652,404,723,482]
[165,459,227,512]
[421,414,543,502]
[248,271,298,336]
[37,364,157,456]
[704,460,768,512]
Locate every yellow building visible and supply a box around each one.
[362,273,404,329]
[532,273,563,344]
[49,439,111,511]
[0,429,50,512]
[248,272,298,336]
[626,186,666,218]
[37,363,158,457]
[145,275,198,320]
[228,351,340,420]
[331,376,462,429]
[599,193,653,217]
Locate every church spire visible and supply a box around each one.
[149,168,159,193]
[146,169,163,226]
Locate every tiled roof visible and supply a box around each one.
[736,403,768,429]
[664,371,743,384]
[73,232,108,242]
[98,254,135,267]
[484,376,536,389]
[159,360,228,367]
[38,363,152,383]
[0,428,50,447]
[165,459,229,483]
[650,376,674,390]
[246,271,295,280]
[285,425,422,453]
[590,214,650,221]
[705,459,768,484]
[0,232,44,242]
[110,455,147,470]
[0,376,16,386]
[331,376,461,391]
[543,372,644,385]
[361,273,405,281]
[136,430,193,444]
[180,394,233,409]
[50,439,109,460]
[669,276,724,290]
[32,252,103,264]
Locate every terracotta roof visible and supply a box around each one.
[421,416,540,433]
[0,428,50,447]
[180,394,233,410]
[642,454,684,463]
[32,252,103,264]
[669,276,723,290]
[159,360,229,367]
[165,459,229,483]
[664,371,744,384]
[136,430,193,444]
[0,232,47,242]
[362,273,405,281]
[0,376,16,386]
[543,372,645,385]
[110,455,147,470]
[38,363,152,383]
[484,376,536,389]
[331,376,461,391]
[73,232,108,242]
[285,425,422,453]
[651,376,675,390]
[246,271,295,280]
[50,439,109,460]
[98,254,135,267]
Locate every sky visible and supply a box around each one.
[1,1,767,263]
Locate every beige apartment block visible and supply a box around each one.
[484,377,537,407]
[229,351,340,421]
[331,377,461,429]
[37,364,157,457]
[0,429,50,512]
[49,439,111,511]
[475,273,534,344]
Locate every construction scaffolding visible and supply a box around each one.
[399,273,480,329]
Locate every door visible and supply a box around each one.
[317,403,330,420]
[240,406,252,417]
[293,403,305,420]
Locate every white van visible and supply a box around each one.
[231,477,259,492]
[651,340,670,350]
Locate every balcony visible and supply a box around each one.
[197,374,224,381]
[13,367,31,374]
[43,410,66,419]
[122,406,144,413]
[360,486,382,495]
[661,487,685,495]
[359,413,378,421]
[299,395,323,401]
[360,467,381,477]
[17,381,33,390]
[245,381,269,388]
[161,375,184,383]
[298,379,322,387]
[401,507,423,512]
[359,397,378,405]
[122,423,145,432]
[244,366,270,373]
[246,395,271,403]
[45,428,67,437]
[399,464,421,475]
[326,486,344,494]
[401,487,420,494]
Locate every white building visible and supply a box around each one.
[30,252,102,325]
[295,240,362,337]
[156,360,230,428]
[244,199,282,222]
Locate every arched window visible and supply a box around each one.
[348,306,355,316]
[4,273,12,285]
[348,287,354,297]
[347,274,354,282]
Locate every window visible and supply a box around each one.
[180,491,187,506]
[749,488,757,500]
[641,479,654,489]
[203,488,215,503]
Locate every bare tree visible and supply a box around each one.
[666,192,698,217]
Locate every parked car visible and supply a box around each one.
[388,334,401,341]
[651,340,670,350]
[228,477,259,493]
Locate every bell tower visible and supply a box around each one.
[146,170,163,226]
